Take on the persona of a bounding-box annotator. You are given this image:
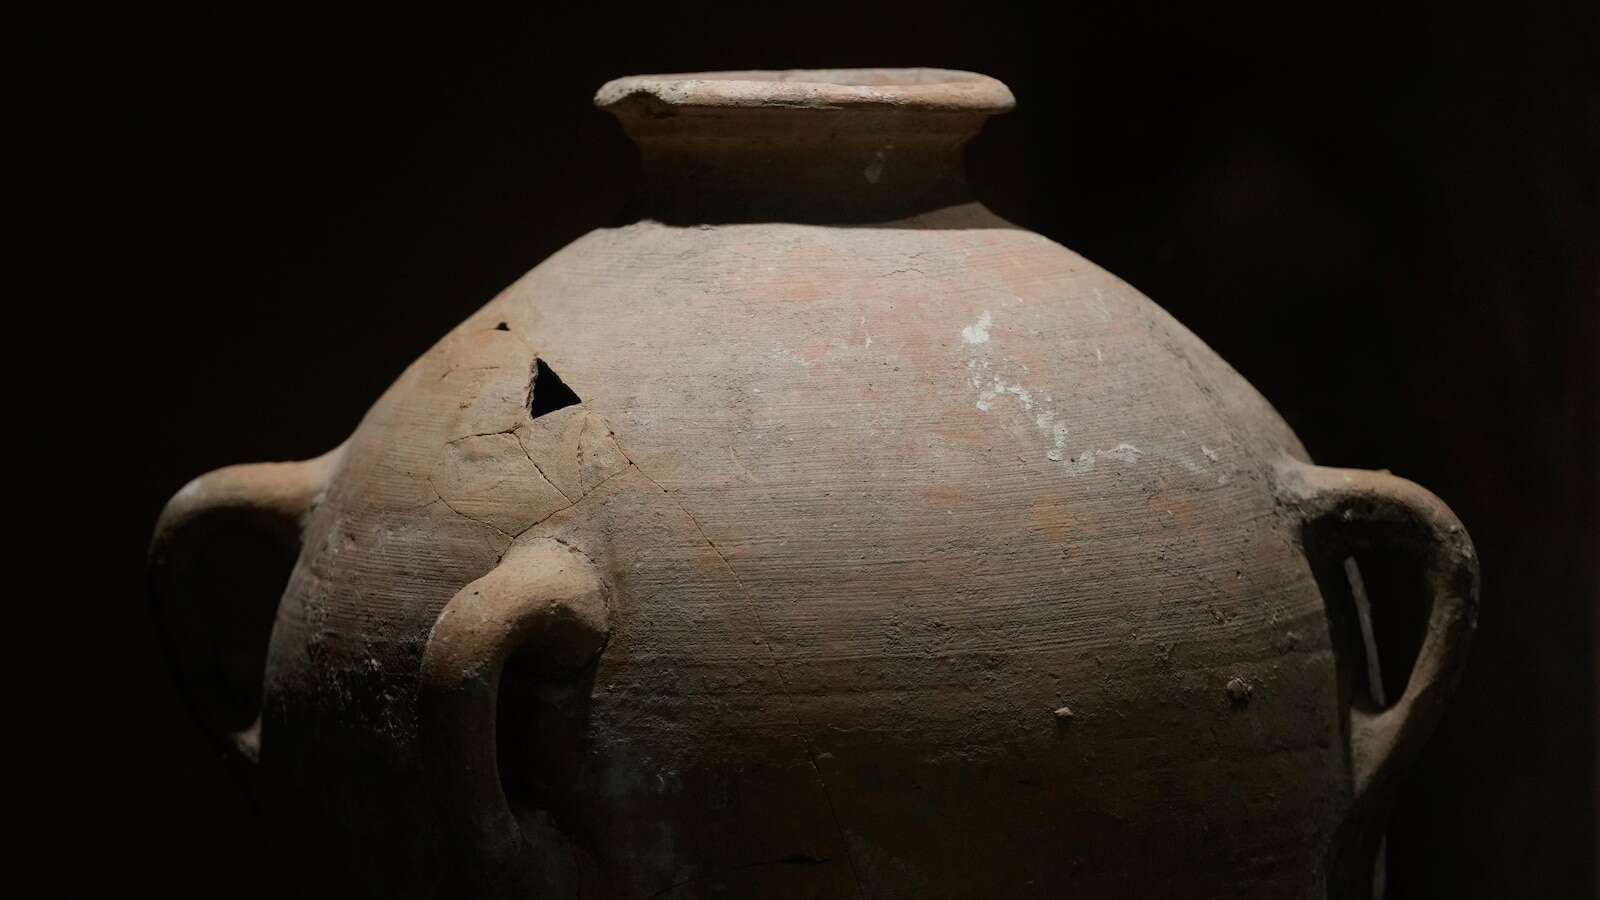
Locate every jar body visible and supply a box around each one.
[257,203,1355,897]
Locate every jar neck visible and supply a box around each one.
[616,109,985,224]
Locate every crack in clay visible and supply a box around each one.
[445,427,523,444]
[427,480,516,540]
[511,429,574,504]
[432,428,577,537]
[499,457,634,542]
[432,418,643,539]
[436,364,504,383]
[428,448,592,538]
[535,463,632,529]
[611,439,868,900]
[806,747,868,900]
[438,415,646,551]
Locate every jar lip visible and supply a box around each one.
[595,68,1015,116]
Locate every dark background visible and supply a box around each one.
[101,2,1595,896]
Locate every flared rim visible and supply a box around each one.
[595,68,1015,115]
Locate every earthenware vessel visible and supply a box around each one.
[150,69,1477,899]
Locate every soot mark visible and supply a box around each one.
[528,357,581,419]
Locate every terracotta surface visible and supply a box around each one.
[149,69,1478,898]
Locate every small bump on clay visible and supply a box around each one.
[1226,676,1254,706]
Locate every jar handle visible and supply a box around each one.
[419,539,610,893]
[148,446,345,764]
[1275,460,1479,806]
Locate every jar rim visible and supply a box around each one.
[594,68,1015,116]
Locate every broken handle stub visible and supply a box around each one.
[1275,459,1479,810]
[419,539,611,895]
[147,445,346,765]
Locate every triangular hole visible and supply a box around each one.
[528,357,581,419]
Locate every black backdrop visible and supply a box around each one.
[105,3,1595,896]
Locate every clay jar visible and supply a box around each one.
[150,70,1477,899]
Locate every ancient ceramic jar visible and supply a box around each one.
[150,69,1478,899]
